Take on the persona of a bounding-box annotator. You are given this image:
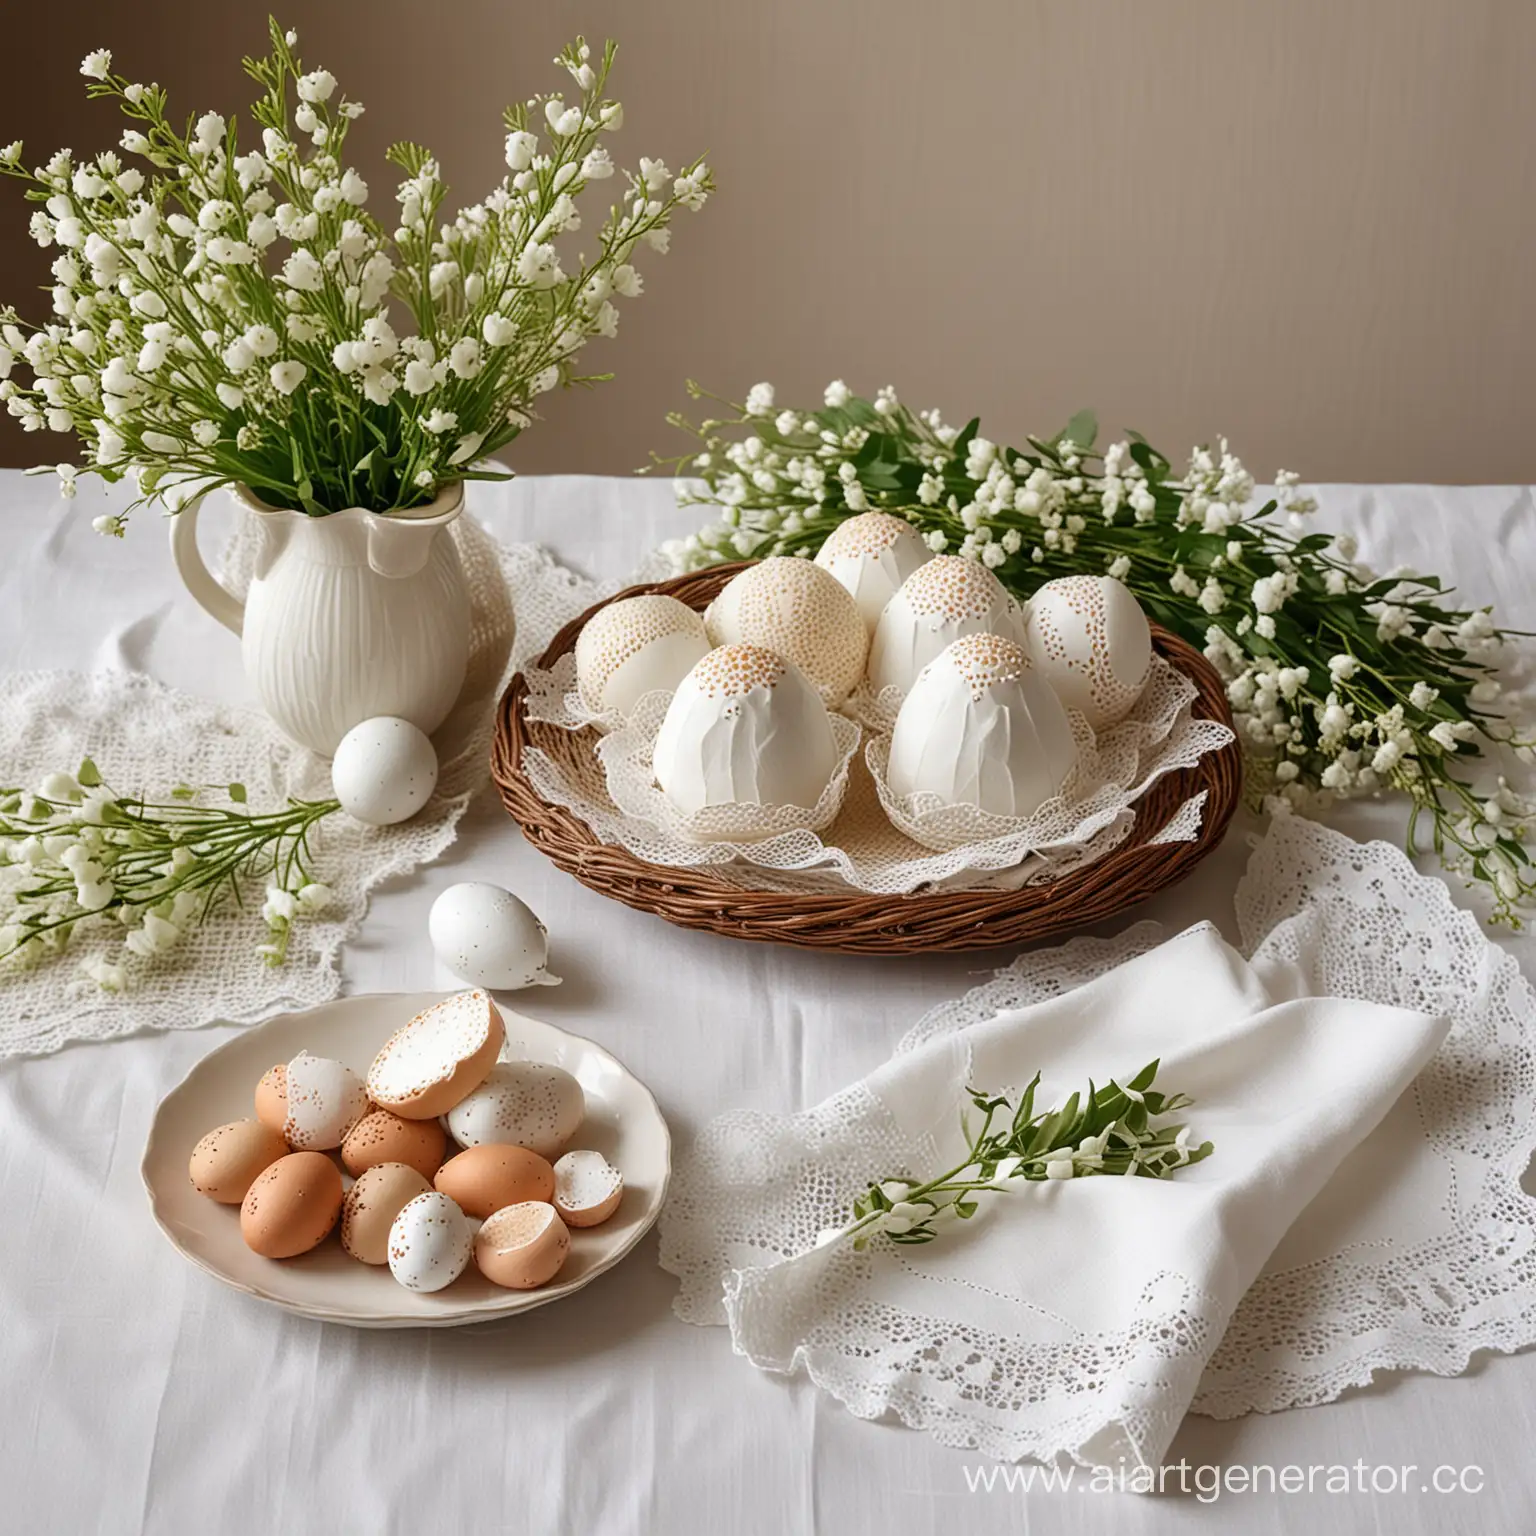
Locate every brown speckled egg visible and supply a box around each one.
[434,1143,555,1219]
[188,1119,289,1204]
[340,1162,433,1265]
[474,1201,570,1290]
[341,1109,446,1180]
[254,1063,287,1133]
[240,1151,343,1259]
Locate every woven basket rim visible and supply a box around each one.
[491,561,1243,953]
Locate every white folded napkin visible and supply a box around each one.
[662,923,1448,1469]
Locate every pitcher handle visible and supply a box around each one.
[169,495,245,637]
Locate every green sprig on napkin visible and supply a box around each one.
[844,1059,1211,1249]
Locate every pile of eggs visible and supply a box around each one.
[187,989,623,1295]
[571,512,1156,832]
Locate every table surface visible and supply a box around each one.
[3,472,1535,1535]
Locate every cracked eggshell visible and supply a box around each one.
[703,556,867,704]
[445,1060,585,1159]
[341,1162,433,1265]
[888,633,1078,816]
[281,1051,370,1151]
[341,1108,447,1180]
[189,1119,290,1204]
[575,594,711,716]
[653,644,840,817]
[552,1149,624,1228]
[815,513,934,632]
[387,1190,474,1292]
[428,882,561,991]
[868,556,1027,698]
[330,716,439,826]
[366,989,505,1120]
[434,1143,555,1219]
[474,1201,570,1290]
[1024,574,1152,729]
[240,1151,344,1258]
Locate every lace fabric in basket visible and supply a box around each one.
[659,816,1536,1460]
[0,516,599,1057]
[521,651,1232,895]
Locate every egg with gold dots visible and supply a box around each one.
[1023,575,1152,729]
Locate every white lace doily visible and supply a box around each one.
[0,517,598,1058]
[659,815,1536,1457]
[521,651,1231,894]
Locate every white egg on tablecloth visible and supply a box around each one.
[887,633,1077,817]
[574,593,711,717]
[330,716,439,825]
[814,513,933,632]
[1024,574,1152,729]
[386,1190,474,1292]
[428,881,560,990]
[703,556,867,704]
[868,556,1027,698]
[654,643,840,816]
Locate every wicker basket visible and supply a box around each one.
[492,562,1242,955]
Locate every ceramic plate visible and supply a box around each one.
[142,993,670,1328]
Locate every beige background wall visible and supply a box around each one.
[2,0,1533,484]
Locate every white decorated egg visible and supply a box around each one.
[445,1060,585,1159]
[814,513,933,632]
[428,882,560,991]
[331,716,439,825]
[387,1190,474,1292]
[575,594,712,716]
[653,644,839,816]
[887,633,1077,816]
[1024,575,1153,729]
[868,556,1027,698]
[704,556,867,704]
[281,1050,370,1151]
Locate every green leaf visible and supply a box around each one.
[227,783,247,804]
[1062,408,1098,451]
[76,757,101,789]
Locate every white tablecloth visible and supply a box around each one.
[2,473,1534,1534]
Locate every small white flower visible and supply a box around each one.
[482,312,517,348]
[340,168,368,205]
[262,886,298,927]
[244,324,279,358]
[82,956,127,991]
[1429,721,1460,752]
[296,882,332,914]
[1328,654,1358,683]
[297,69,337,103]
[403,359,437,396]
[744,382,775,417]
[823,380,851,408]
[1044,1158,1075,1181]
[504,130,538,171]
[422,407,457,434]
[79,49,112,80]
[269,360,307,396]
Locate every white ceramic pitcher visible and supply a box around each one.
[170,482,472,756]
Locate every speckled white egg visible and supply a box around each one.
[868,556,1027,698]
[653,644,840,817]
[445,1060,585,1159]
[888,633,1077,816]
[281,1050,370,1151]
[386,1189,474,1292]
[1024,575,1152,729]
[575,594,711,716]
[428,882,560,991]
[331,716,439,825]
[814,513,934,632]
[704,556,867,704]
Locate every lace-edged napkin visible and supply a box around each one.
[660,895,1449,1467]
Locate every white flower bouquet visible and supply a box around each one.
[0,21,711,528]
[656,383,1536,922]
